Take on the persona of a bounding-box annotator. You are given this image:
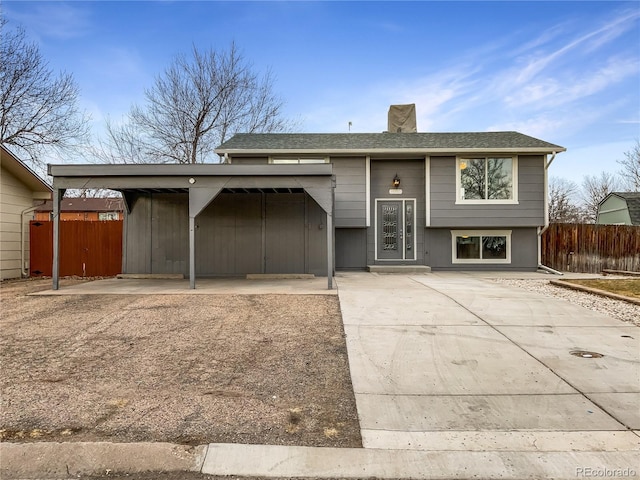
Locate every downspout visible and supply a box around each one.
[21,203,44,277]
[538,152,563,275]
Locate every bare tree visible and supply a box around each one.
[93,117,148,164]
[581,172,620,223]
[0,18,89,168]
[102,43,292,164]
[548,177,584,223]
[617,140,640,192]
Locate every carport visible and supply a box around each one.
[47,164,335,290]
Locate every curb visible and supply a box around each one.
[0,442,207,479]
[2,441,639,480]
[550,280,640,306]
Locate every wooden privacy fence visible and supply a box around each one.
[542,223,640,273]
[30,220,123,277]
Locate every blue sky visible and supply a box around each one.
[3,1,639,180]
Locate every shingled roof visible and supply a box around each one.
[215,132,565,155]
[36,197,124,213]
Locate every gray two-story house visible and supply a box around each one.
[48,128,564,289]
[214,131,565,272]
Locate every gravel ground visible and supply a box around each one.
[0,278,362,448]
[493,277,640,326]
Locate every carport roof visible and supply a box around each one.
[47,163,332,177]
[215,132,566,155]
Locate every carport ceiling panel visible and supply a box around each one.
[222,187,304,194]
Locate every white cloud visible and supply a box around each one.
[504,54,639,109]
[4,2,92,40]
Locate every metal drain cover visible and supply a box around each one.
[570,350,604,358]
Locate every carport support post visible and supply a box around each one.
[52,188,65,290]
[327,211,333,289]
[189,215,196,289]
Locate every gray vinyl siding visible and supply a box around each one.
[123,193,152,274]
[335,228,367,270]
[265,194,305,273]
[151,193,189,275]
[331,157,367,227]
[124,192,189,275]
[430,155,545,228]
[195,193,263,275]
[426,227,538,271]
[125,191,327,276]
[306,195,329,276]
[228,154,367,227]
[368,159,425,265]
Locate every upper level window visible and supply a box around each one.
[457,156,517,203]
[270,157,328,164]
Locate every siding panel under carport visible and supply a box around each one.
[125,191,327,276]
[151,193,189,275]
[123,193,152,274]
[195,193,262,275]
[266,194,305,273]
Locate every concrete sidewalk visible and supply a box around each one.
[30,276,338,295]
[3,271,639,479]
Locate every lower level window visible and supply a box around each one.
[451,230,511,264]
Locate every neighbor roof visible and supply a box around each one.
[605,192,640,225]
[215,132,566,155]
[36,197,124,213]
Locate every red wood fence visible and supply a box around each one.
[29,220,123,277]
[541,223,640,273]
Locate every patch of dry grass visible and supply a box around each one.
[0,278,362,448]
[560,279,640,299]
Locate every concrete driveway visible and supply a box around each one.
[336,272,640,453]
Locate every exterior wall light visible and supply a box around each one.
[392,174,400,188]
[188,177,196,184]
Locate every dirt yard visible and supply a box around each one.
[0,278,362,448]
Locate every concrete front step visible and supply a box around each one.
[367,265,432,273]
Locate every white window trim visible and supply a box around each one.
[455,156,518,205]
[269,156,329,164]
[451,230,512,264]
[374,198,417,261]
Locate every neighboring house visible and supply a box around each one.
[0,145,52,280]
[35,197,124,221]
[596,192,640,225]
[46,109,565,289]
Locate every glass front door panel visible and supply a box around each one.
[382,205,399,251]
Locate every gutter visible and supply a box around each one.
[214,147,567,156]
[21,203,45,277]
[537,151,562,275]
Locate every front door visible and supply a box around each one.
[376,199,415,260]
